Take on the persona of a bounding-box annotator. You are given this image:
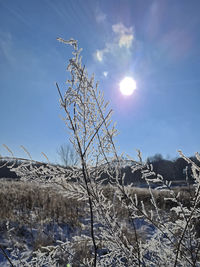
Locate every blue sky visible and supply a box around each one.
[0,0,200,163]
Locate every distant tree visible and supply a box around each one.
[57,144,79,167]
[147,153,163,164]
[174,157,188,180]
[147,157,174,180]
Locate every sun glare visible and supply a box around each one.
[119,77,137,96]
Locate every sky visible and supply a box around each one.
[0,0,200,164]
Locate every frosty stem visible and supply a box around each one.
[56,82,98,266]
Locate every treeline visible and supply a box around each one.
[146,153,197,183]
[0,153,198,186]
[105,153,198,186]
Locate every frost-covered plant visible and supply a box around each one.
[0,38,200,266]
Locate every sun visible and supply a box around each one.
[119,77,137,96]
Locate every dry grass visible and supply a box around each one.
[103,184,195,212]
[0,179,85,227]
[0,179,196,262]
[0,179,194,228]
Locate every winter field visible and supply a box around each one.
[0,179,199,266]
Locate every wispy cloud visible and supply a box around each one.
[0,31,15,66]
[96,11,106,23]
[95,49,105,62]
[2,2,32,29]
[103,71,108,77]
[94,22,134,62]
[112,23,134,49]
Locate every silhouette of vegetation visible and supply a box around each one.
[57,144,79,167]
[0,154,196,186]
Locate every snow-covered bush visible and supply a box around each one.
[0,38,200,266]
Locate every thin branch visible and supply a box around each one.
[82,109,112,158]
[173,185,200,267]
[56,81,98,266]
[0,244,14,267]
[56,82,65,104]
